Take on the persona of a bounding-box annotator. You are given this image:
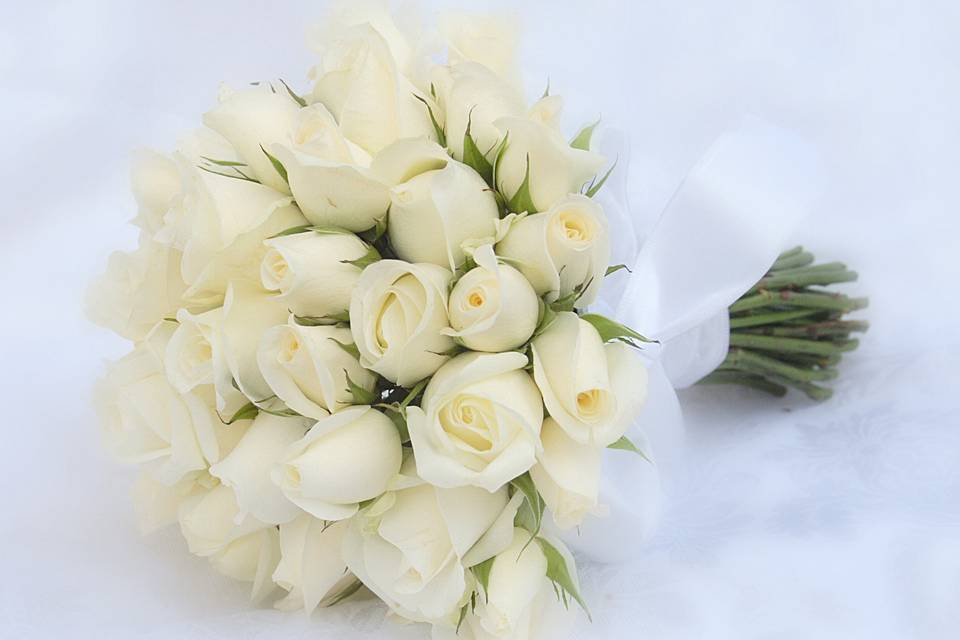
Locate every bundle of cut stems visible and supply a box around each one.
[700,246,869,400]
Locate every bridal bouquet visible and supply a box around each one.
[89,4,655,636]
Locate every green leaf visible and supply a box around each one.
[510,474,545,549]
[506,154,537,214]
[413,93,446,147]
[385,408,410,443]
[471,557,495,599]
[293,311,350,326]
[372,214,389,243]
[605,263,632,277]
[329,338,360,359]
[219,402,258,425]
[541,78,551,99]
[345,371,376,404]
[537,537,591,619]
[321,578,364,608]
[580,313,655,348]
[585,157,617,198]
[260,145,289,185]
[278,78,307,107]
[398,379,428,410]
[462,109,494,185]
[200,156,248,167]
[608,435,652,463]
[570,119,600,151]
[341,244,381,270]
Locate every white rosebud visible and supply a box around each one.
[432,62,525,162]
[175,162,306,305]
[496,194,610,306]
[257,323,375,420]
[209,413,312,525]
[219,281,292,408]
[131,469,215,535]
[494,116,605,212]
[433,529,570,640]
[165,306,220,395]
[130,149,182,236]
[275,406,402,521]
[273,515,353,613]
[349,260,454,386]
[531,312,647,447]
[202,83,300,193]
[94,323,235,486]
[312,24,435,155]
[86,239,187,342]
[445,244,538,352]
[407,352,543,491]
[438,12,520,81]
[269,104,391,233]
[387,156,499,270]
[343,474,522,624]
[260,230,371,318]
[178,483,281,603]
[529,418,605,530]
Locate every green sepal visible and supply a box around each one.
[293,311,350,326]
[608,435,652,463]
[269,224,354,239]
[585,157,617,198]
[413,92,446,147]
[345,371,376,404]
[462,109,494,185]
[537,537,591,620]
[570,119,600,151]
[321,578,364,608]
[511,474,545,550]
[385,409,410,443]
[580,313,655,348]
[197,165,258,183]
[471,557,495,600]
[605,263,632,277]
[260,145,289,185]
[278,78,308,107]
[220,402,259,425]
[329,338,360,359]
[341,244,382,270]
[199,156,248,167]
[506,154,537,214]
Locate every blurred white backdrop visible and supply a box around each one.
[2,1,959,638]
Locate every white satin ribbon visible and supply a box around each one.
[563,117,824,562]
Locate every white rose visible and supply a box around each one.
[273,515,353,613]
[178,483,280,602]
[528,417,605,530]
[349,260,454,386]
[275,406,402,521]
[130,149,181,236]
[445,244,538,352]
[202,83,300,193]
[435,529,573,640]
[94,323,241,486]
[438,12,519,81]
[494,116,605,212]
[131,470,215,535]
[310,0,417,77]
[257,322,375,420]
[165,306,220,395]
[432,62,525,162]
[531,312,647,447]
[343,473,522,624]
[407,352,543,491]
[260,229,372,317]
[311,23,436,155]
[269,104,391,233]
[209,413,312,525]
[86,238,187,342]
[220,281,292,407]
[496,194,610,306]
[388,157,499,270]
[175,162,307,305]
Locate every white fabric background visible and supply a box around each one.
[2,1,959,638]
